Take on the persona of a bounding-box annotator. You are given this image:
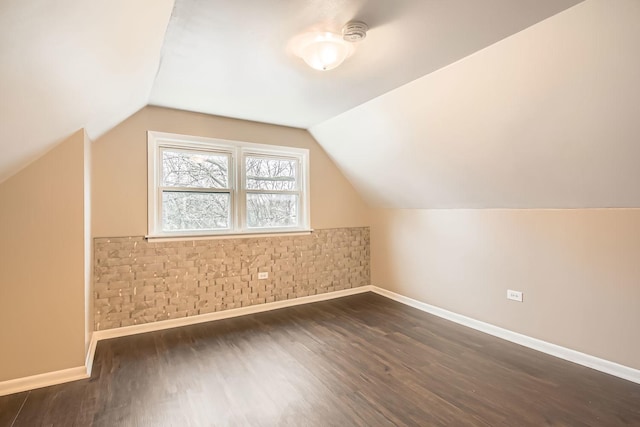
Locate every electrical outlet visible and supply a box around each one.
[507,289,523,302]
[258,272,269,280]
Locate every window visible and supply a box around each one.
[147,131,310,237]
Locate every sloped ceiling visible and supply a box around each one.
[0,0,174,183]
[311,0,640,208]
[149,0,581,129]
[0,0,582,185]
[6,0,629,211]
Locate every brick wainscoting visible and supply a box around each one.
[94,227,370,331]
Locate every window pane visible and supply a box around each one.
[162,192,230,231]
[246,193,298,228]
[162,150,228,188]
[245,157,296,191]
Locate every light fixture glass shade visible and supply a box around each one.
[292,32,354,71]
[301,33,351,71]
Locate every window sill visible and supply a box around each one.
[145,229,314,242]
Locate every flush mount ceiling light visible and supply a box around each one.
[291,21,368,71]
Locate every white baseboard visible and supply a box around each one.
[1,286,372,397]
[93,286,373,341]
[370,286,640,385]
[0,366,88,397]
[4,284,637,396]
[85,333,98,377]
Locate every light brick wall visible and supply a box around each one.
[94,227,369,331]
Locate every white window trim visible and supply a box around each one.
[147,131,311,239]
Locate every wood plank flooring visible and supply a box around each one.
[1,293,639,426]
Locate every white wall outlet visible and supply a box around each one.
[258,272,269,280]
[507,289,523,302]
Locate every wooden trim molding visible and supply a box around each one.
[370,286,640,385]
[0,366,89,397]
[0,286,372,396]
[2,285,638,397]
[92,286,373,341]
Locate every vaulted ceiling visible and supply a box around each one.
[0,0,173,182]
[311,0,640,208]
[3,0,638,209]
[149,0,582,128]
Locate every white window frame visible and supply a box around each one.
[147,131,310,239]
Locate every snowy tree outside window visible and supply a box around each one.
[147,132,309,237]
[245,156,298,228]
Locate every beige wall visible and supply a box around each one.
[0,130,88,381]
[92,106,369,238]
[371,208,640,370]
[84,133,93,353]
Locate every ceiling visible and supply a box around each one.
[6,0,635,210]
[311,0,640,208]
[0,0,173,183]
[149,0,582,128]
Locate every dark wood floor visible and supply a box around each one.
[2,293,639,426]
